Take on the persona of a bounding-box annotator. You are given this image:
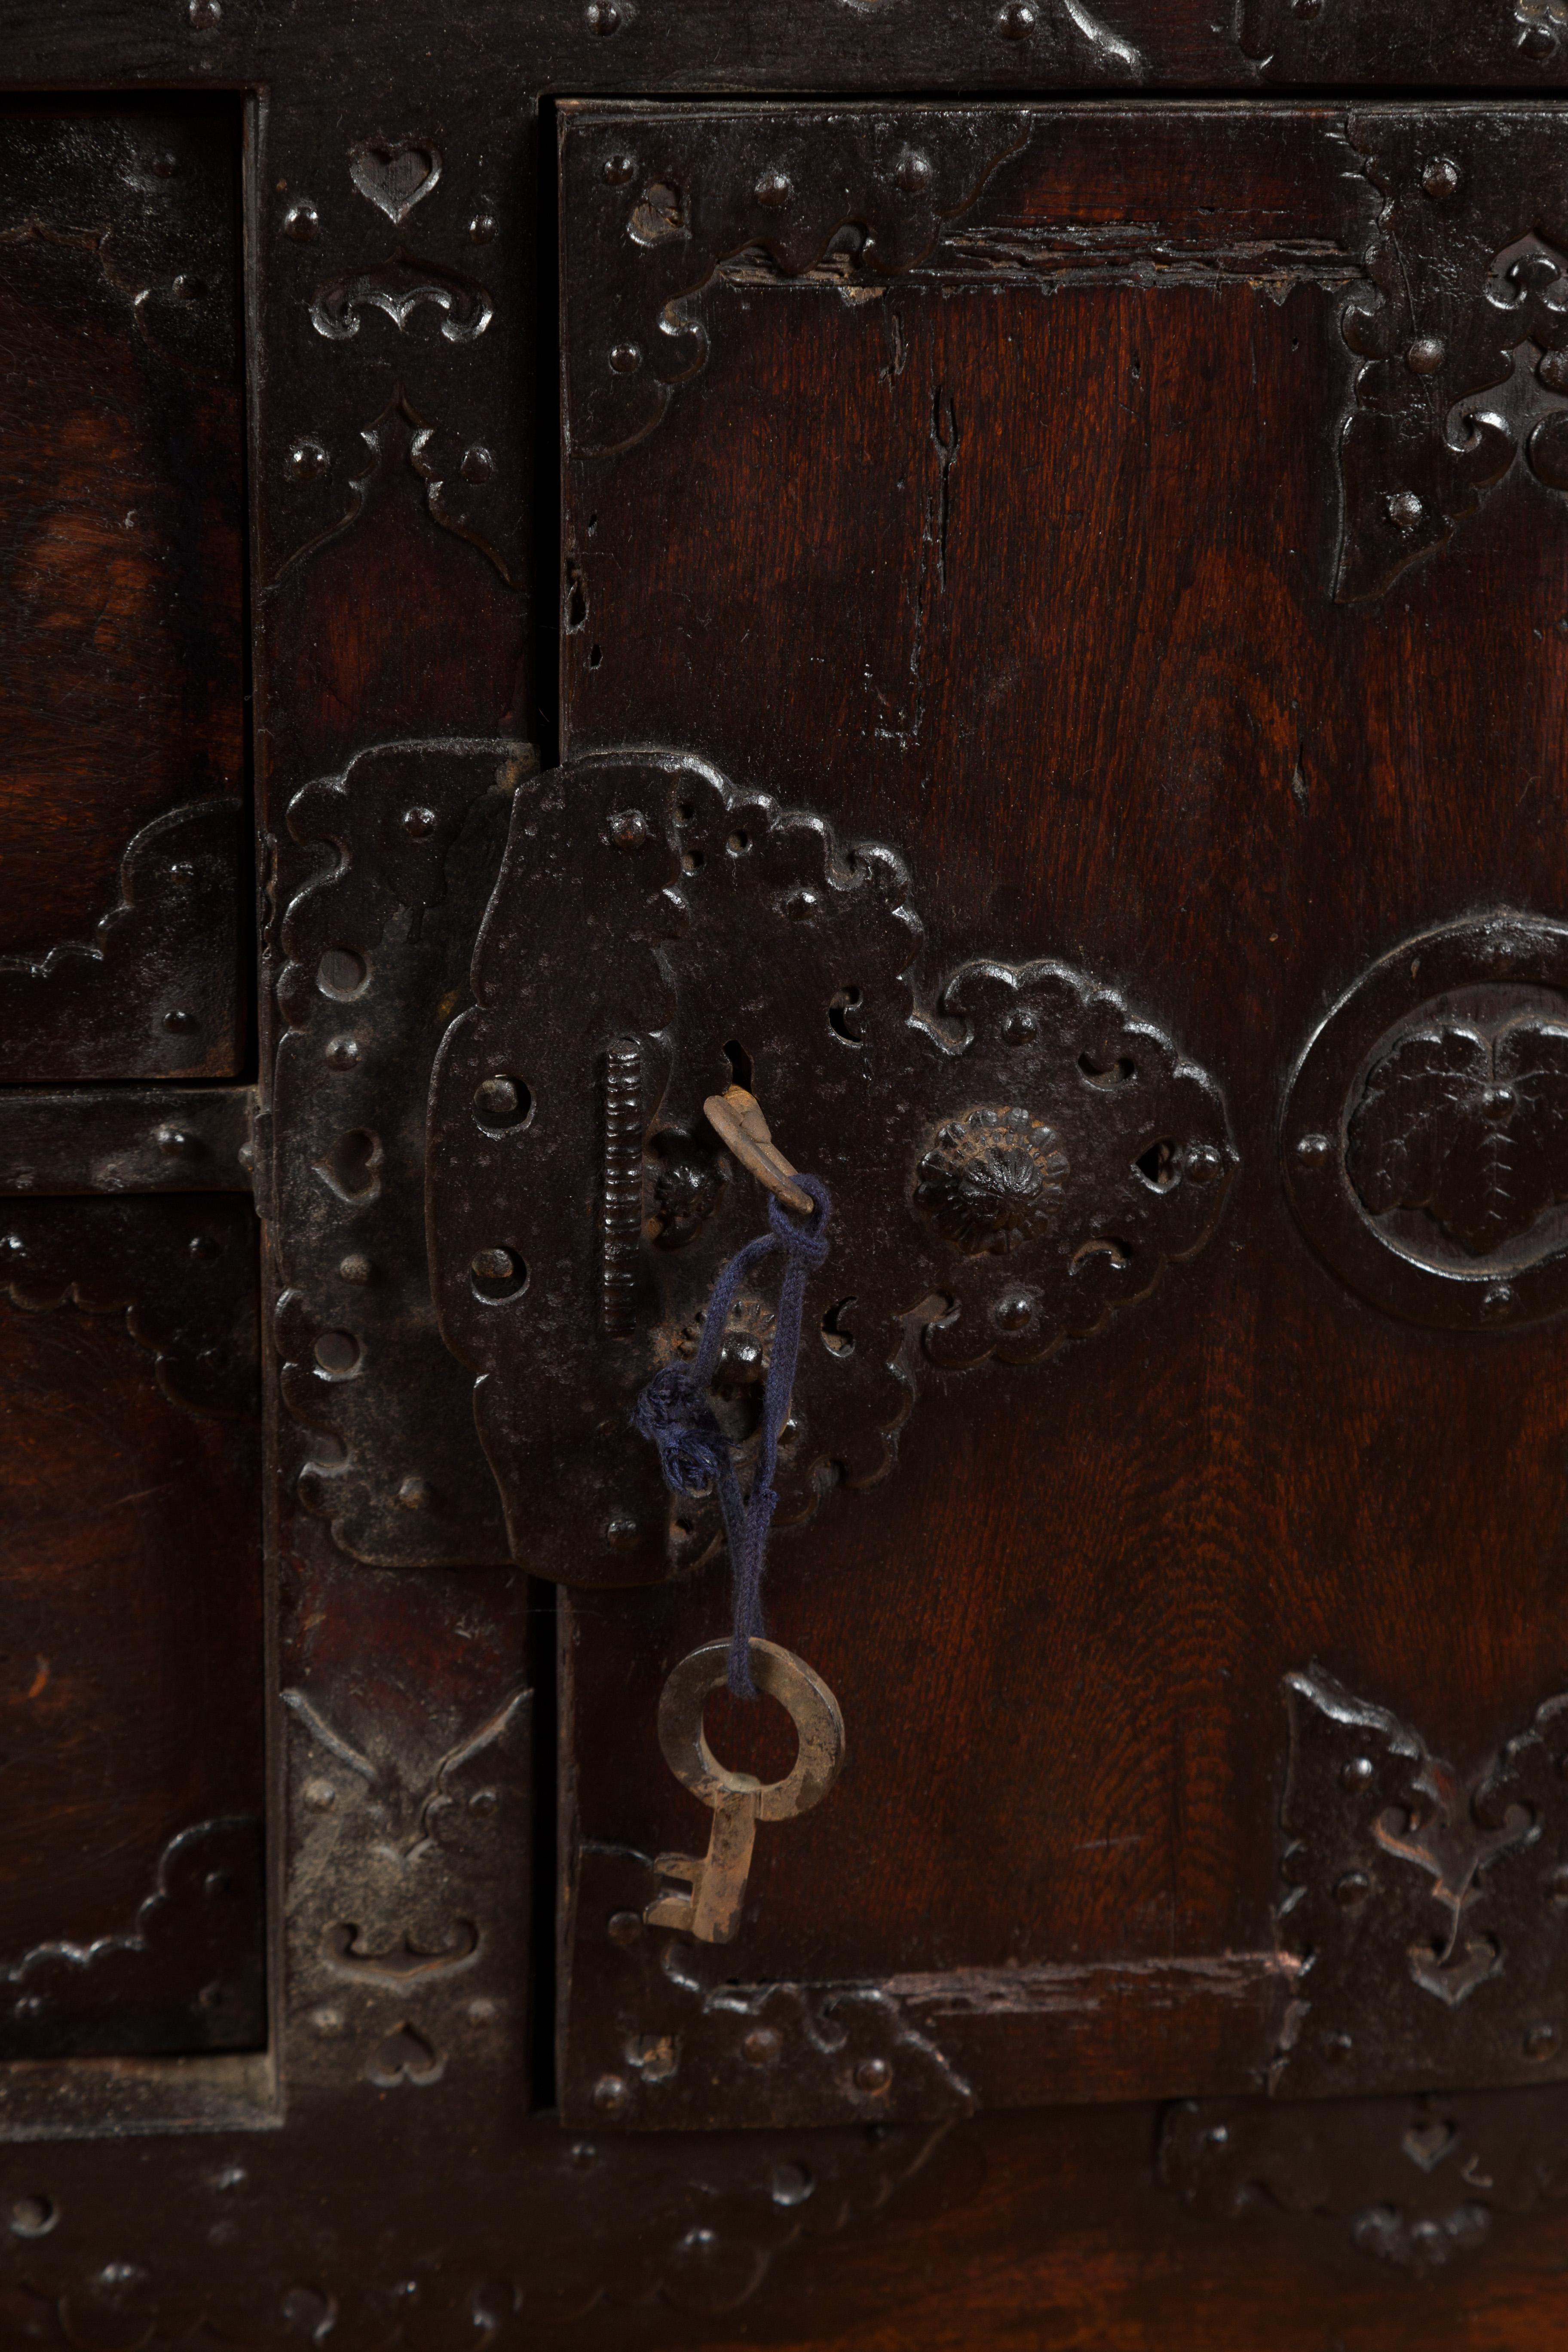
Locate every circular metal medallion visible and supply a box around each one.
[1283,911,1568,1331]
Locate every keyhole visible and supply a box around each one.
[723,1040,754,1093]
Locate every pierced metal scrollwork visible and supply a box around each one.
[560,108,1035,459]
[1334,113,1568,601]
[427,750,1236,1586]
[1271,1666,1568,2100]
[274,737,525,1564]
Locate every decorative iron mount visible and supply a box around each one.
[427,750,1236,1586]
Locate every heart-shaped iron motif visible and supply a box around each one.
[349,138,443,224]
[1401,2120,1457,2174]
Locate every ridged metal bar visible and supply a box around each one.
[600,1038,643,1338]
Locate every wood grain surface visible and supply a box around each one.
[0,1195,263,2055]
[560,102,1568,2090]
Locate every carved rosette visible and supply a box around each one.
[427,750,1236,1585]
[913,1106,1069,1256]
[1283,910,1568,1328]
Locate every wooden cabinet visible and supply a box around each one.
[3,19,1568,2351]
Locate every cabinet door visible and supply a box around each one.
[438,98,1568,2131]
[0,102,264,2066]
[0,99,247,1081]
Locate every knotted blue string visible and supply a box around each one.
[632,1177,831,1698]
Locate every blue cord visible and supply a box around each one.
[632,1178,832,1697]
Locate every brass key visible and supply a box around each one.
[645,1638,845,1945]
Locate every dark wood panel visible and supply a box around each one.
[557,102,1568,2102]
[0,1194,263,2057]
[0,98,245,1079]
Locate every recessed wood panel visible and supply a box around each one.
[0,1195,263,2059]
[0,98,246,1080]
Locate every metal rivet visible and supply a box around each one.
[592,2072,630,2114]
[187,0,221,23]
[1206,2124,1230,2148]
[286,440,329,482]
[402,804,438,838]
[996,0,1038,33]
[467,1786,499,1817]
[302,1778,337,1811]
[1421,156,1462,201]
[396,1475,433,1511]
[460,444,496,484]
[162,1008,199,1034]
[325,1036,360,1070]
[1406,336,1446,374]
[9,2199,56,2240]
[156,1127,201,1159]
[467,1997,499,2023]
[994,1295,1034,1332]
[607,1910,644,1947]
[1387,490,1425,531]
[1334,1870,1371,1908]
[148,151,181,178]
[1321,2030,1354,2062]
[469,209,496,243]
[854,2057,892,2093]
[1550,1865,1568,1908]
[1520,21,1556,53]
[188,1234,220,1261]
[311,2007,344,2037]
[1342,1755,1375,1789]
[608,808,649,849]
[755,168,791,207]
[1482,1283,1516,1321]
[603,153,635,185]
[1526,2021,1561,2059]
[1291,0,1322,15]
[605,1516,640,1550]
[282,199,318,241]
[1295,1132,1332,1169]
[771,2162,814,2206]
[173,273,207,303]
[609,341,642,374]
[894,151,934,195]
[338,1253,374,1284]
[743,2027,782,2065]
[1002,1010,1037,1045]
[1185,1143,1224,1184]
[585,1,621,30]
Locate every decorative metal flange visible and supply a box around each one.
[427,750,1237,1586]
[1282,911,1568,1331]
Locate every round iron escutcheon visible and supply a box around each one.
[1281,911,1568,1331]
